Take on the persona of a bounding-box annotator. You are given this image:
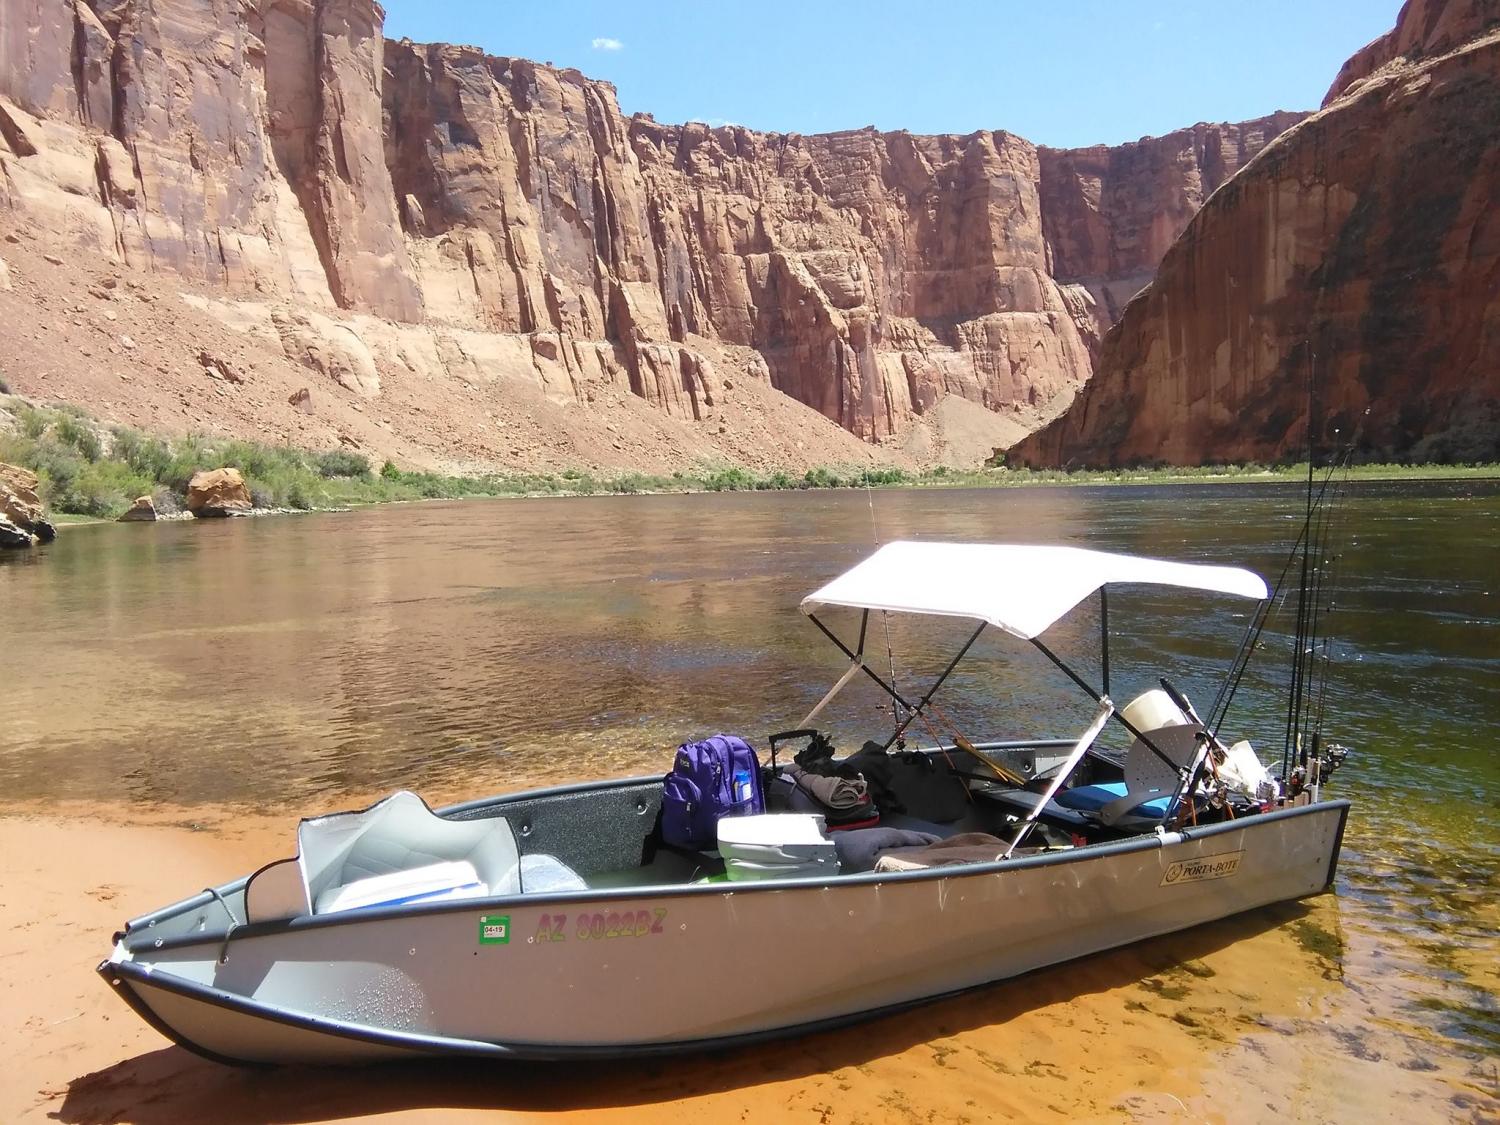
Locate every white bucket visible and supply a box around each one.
[1121,688,1190,735]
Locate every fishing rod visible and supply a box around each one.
[1206,448,1350,747]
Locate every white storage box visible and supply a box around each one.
[717,813,839,882]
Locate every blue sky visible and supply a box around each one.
[382,1,1400,148]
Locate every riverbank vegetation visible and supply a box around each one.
[1,399,1495,520]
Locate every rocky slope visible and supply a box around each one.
[1010,0,1500,467]
[0,0,1301,470]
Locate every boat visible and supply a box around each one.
[99,541,1351,1066]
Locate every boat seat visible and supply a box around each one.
[298,791,520,915]
[1054,782,1173,819]
[519,854,589,893]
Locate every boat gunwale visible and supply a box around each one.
[117,790,1351,957]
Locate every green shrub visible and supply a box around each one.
[380,460,402,480]
[316,449,371,479]
[53,413,102,462]
[51,459,152,517]
[0,376,9,394]
[803,467,842,488]
[18,406,50,439]
[26,439,85,502]
[705,467,756,491]
[112,428,173,480]
[162,434,215,493]
[285,476,314,510]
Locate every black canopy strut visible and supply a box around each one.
[1028,636,1187,778]
[882,622,988,749]
[810,594,1209,785]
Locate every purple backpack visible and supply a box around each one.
[661,735,765,849]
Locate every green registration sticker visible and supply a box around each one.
[478,914,511,945]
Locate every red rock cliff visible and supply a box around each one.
[1011,3,1500,467]
[0,0,1303,452]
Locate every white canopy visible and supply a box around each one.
[800,541,1269,640]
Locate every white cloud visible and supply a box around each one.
[591,37,624,51]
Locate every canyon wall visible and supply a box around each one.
[0,0,1302,460]
[1011,0,1500,467]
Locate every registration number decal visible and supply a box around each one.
[530,908,667,944]
[1161,850,1244,886]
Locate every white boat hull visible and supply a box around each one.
[102,799,1348,1065]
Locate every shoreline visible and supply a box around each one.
[37,462,1500,533]
[6,395,1499,528]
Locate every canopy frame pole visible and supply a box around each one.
[1029,637,1185,779]
[806,613,917,715]
[1100,587,1110,697]
[881,622,987,750]
[796,611,871,729]
[1002,697,1115,859]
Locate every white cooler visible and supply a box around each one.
[717,813,840,882]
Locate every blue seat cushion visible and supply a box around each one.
[1055,782,1172,818]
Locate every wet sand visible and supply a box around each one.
[2,803,1493,1124]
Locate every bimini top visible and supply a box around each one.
[800,541,1269,640]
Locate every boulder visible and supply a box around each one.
[0,462,54,541]
[186,468,253,517]
[198,350,244,384]
[0,254,11,292]
[288,386,313,413]
[118,495,158,522]
[0,514,33,549]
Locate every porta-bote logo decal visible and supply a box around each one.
[478,914,511,945]
[1161,850,1244,886]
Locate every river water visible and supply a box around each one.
[2,480,1496,1117]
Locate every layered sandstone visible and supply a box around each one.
[1325,0,1500,104]
[0,0,1303,464]
[1011,6,1500,468]
[1038,114,1305,330]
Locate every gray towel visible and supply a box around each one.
[833,826,941,872]
[786,764,869,810]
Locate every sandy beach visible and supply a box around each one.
[3,802,1492,1124]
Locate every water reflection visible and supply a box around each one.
[2,482,1496,819]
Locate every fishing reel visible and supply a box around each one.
[1283,743,1350,796]
[1318,743,1350,783]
